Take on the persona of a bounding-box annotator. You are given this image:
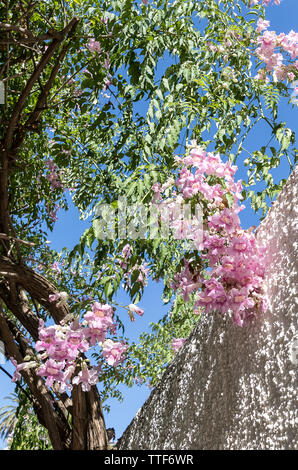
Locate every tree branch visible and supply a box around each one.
[0,256,69,324]
[0,282,39,340]
[3,16,79,151]
[14,19,79,151]
[0,21,35,37]
[0,232,35,246]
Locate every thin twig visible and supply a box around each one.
[0,365,34,403]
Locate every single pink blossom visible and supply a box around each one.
[87,38,101,53]
[72,366,99,392]
[128,304,144,316]
[102,339,128,367]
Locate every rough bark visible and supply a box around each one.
[72,385,108,450]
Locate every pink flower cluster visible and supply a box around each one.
[250,0,280,5]
[159,144,268,327]
[119,244,149,289]
[35,318,90,391]
[50,261,61,275]
[256,19,270,34]
[205,29,248,65]
[11,302,128,393]
[46,203,61,223]
[86,33,112,94]
[45,159,65,190]
[118,244,132,271]
[83,302,116,345]
[102,339,128,366]
[256,24,298,83]
[87,38,101,53]
[129,263,149,287]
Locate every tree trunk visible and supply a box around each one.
[72,385,108,450]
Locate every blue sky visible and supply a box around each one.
[0,0,297,449]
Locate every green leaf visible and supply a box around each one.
[225,193,234,208]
